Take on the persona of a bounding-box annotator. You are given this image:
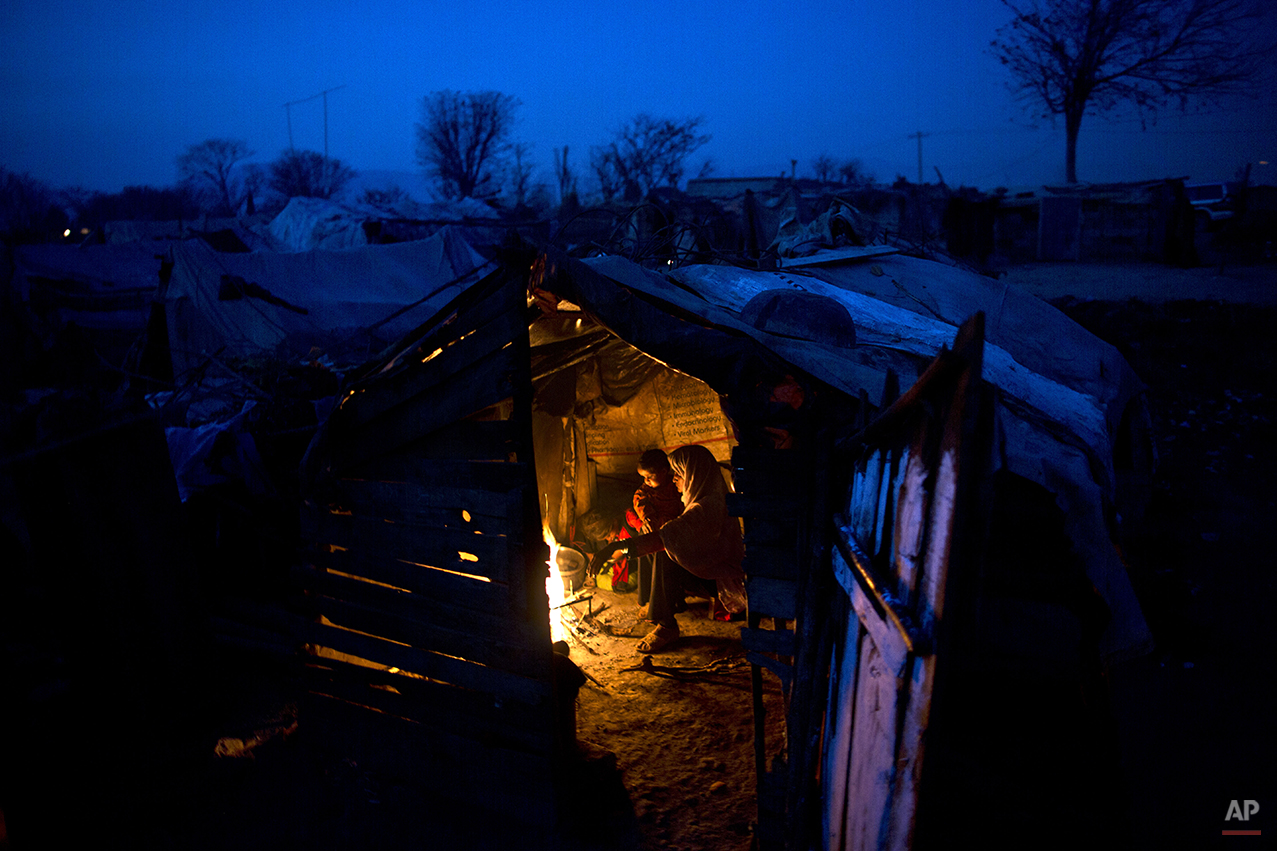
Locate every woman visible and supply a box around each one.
[592,444,746,653]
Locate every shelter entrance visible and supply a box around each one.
[297,257,789,846]
[528,307,789,846]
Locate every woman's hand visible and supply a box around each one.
[590,542,627,576]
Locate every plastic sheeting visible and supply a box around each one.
[163,227,491,377]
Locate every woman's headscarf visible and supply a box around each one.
[659,445,745,581]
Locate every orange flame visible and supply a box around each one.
[544,524,566,643]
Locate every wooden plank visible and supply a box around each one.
[823,615,863,851]
[746,575,798,620]
[307,580,549,674]
[299,547,518,618]
[344,345,518,465]
[300,653,555,753]
[872,446,895,561]
[843,638,900,851]
[342,300,528,428]
[302,508,514,584]
[853,447,884,547]
[892,443,927,610]
[740,625,796,656]
[301,619,551,706]
[326,477,523,531]
[885,654,933,850]
[746,651,794,690]
[343,457,528,492]
[296,562,545,650]
[741,543,799,580]
[831,536,913,678]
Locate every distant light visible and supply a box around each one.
[79,227,89,235]
[63,229,71,237]
[1260,161,1270,166]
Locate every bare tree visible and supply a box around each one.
[990,0,1272,182]
[176,138,255,215]
[510,142,534,208]
[267,149,355,200]
[0,168,67,242]
[416,90,520,199]
[553,145,577,205]
[838,158,871,186]
[591,114,711,201]
[812,154,837,183]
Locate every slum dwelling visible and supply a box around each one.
[288,220,1153,845]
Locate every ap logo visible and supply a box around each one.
[1225,800,1260,821]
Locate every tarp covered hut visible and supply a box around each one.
[294,240,1153,839]
[5,243,166,377]
[160,226,491,379]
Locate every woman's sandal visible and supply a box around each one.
[637,623,679,654]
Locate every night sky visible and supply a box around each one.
[2,0,1274,196]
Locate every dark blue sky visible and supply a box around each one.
[2,0,1274,195]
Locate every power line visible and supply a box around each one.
[283,85,347,156]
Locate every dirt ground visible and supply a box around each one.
[5,258,1273,850]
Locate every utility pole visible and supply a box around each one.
[283,85,347,156]
[908,130,930,184]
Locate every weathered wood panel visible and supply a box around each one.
[302,653,555,752]
[810,313,988,851]
[341,344,519,466]
[327,477,524,530]
[298,567,546,672]
[300,547,518,616]
[301,506,515,584]
[301,619,550,707]
[340,301,528,429]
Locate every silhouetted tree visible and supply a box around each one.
[176,138,255,215]
[990,0,1272,182]
[510,142,534,208]
[838,158,871,186]
[415,90,520,199]
[267,149,355,200]
[812,154,837,183]
[590,114,711,201]
[553,145,577,206]
[0,168,68,243]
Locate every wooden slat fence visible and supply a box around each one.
[295,266,561,827]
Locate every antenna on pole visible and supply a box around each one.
[283,85,347,156]
[908,130,931,184]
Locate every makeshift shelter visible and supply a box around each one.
[161,226,492,380]
[5,242,166,379]
[293,239,1152,843]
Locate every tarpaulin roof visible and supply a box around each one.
[163,226,492,377]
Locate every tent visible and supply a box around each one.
[161,225,492,379]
